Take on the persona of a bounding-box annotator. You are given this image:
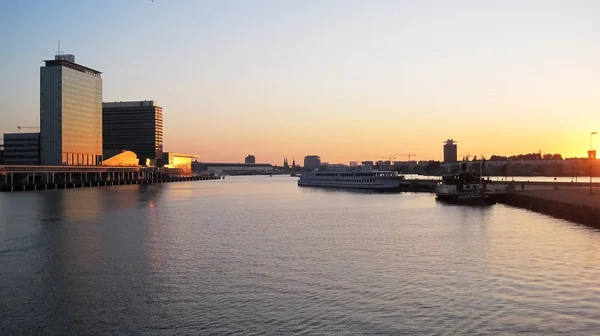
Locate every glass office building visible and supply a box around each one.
[102,101,163,165]
[40,54,103,166]
[2,133,40,165]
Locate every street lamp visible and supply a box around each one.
[589,132,597,194]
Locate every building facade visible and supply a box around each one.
[162,152,198,176]
[40,54,103,165]
[304,155,321,171]
[101,150,140,167]
[245,155,256,164]
[443,139,458,163]
[3,133,41,165]
[102,101,163,165]
[193,162,274,175]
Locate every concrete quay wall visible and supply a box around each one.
[496,189,600,228]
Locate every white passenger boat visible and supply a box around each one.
[297,169,405,191]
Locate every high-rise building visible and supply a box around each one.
[102,101,164,165]
[443,139,458,163]
[304,155,321,171]
[3,133,40,165]
[245,155,256,164]
[40,54,102,165]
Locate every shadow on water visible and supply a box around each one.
[0,184,169,335]
[434,198,496,208]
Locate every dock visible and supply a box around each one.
[396,178,600,228]
[495,188,600,228]
[0,165,222,192]
[397,179,440,192]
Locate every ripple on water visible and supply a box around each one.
[1,177,600,335]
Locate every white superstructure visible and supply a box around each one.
[298,169,404,190]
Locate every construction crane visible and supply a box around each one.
[17,126,39,132]
[458,153,470,161]
[373,153,417,164]
[393,153,417,161]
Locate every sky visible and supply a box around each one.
[1,0,600,164]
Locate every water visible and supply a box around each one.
[1,176,600,335]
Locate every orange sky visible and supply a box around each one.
[2,1,600,165]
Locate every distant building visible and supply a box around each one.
[103,101,163,166]
[3,133,40,165]
[376,160,392,171]
[193,162,274,175]
[443,139,458,163]
[0,144,4,164]
[361,160,374,168]
[102,151,140,166]
[245,155,256,164]
[349,161,358,167]
[304,155,321,171]
[40,54,102,165]
[162,152,198,176]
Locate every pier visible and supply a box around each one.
[0,165,222,192]
[495,188,600,229]
[392,178,600,228]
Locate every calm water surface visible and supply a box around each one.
[1,176,600,335]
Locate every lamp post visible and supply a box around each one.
[589,132,597,194]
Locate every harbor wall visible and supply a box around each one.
[495,190,600,229]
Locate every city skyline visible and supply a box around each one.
[2,1,600,164]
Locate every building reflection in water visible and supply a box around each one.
[19,185,168,334]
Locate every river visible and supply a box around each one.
[1,176,599,335]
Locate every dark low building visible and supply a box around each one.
[443,139,458,163]
[304,155,321,171]
[103,101,163,166]
[245,155,256,164]
[192,162,274,175]
[3,133,40,165]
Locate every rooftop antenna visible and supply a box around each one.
[57,40,62,55]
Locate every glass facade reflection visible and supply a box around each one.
[40,55,102,166]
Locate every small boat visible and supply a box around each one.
[435,171,495,205]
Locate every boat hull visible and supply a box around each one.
[297,180,402,191]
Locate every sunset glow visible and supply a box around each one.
[2,0,599,164]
